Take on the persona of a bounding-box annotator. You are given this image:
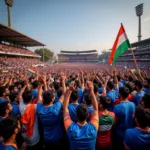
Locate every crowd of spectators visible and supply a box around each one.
[0,63,150,150]
[0,44,39,57]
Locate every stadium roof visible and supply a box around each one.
[131,38,150,47]
[60,50,97,53]
[0,23,45,47]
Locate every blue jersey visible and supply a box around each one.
[32,90,38,99]
[88,105,94,114]
[0,140,17,150]
[0,98,6,104]
[37,101,63,142]
[143,88,150,95]
[113,101,135,142]
[98,87,103,94]
[77,88,84,103]
[106,89,118,111]
[67,122,97,150]
[10,102,20,116]
[68,103,79,122]
[133,91,145,106]
[124,128,150,150]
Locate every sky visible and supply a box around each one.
[0,0,150,54]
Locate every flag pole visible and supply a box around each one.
[129,48,139,70]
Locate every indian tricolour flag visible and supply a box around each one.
[2,70,9,74]
[28,67,36,74]
[109,24,131,65]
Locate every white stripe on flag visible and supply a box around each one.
[116,33,128,49]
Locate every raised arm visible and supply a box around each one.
[113,69,119,89]
[59,74,66,103]
[80,70,84,89]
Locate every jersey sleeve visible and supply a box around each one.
[64,115,73,131]
[89,112,99,130]
[53,101,62,116]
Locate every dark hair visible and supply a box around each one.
[99,96,111,109]
[71,90,79,102]
[57,88,62,98]
[43,91,54,105]
[119,87,130,99]
[145,78,150,84]
[9,85,14,92]
[117,75,121,82]
[32,80,39,89]
[142,94,150,109]
[76,104,88,122]
[0,117,18,140]
[0,101,9,117]
[53,82,60,91]
[9,92,18,102]
[0,86,6,97]
[84,93,92,105]
[75,80,80,88]
[94,84,98,93]
[22,90,33,103]
[134,80,143,90]
[125,83,133,93]
[128,76,133,82]
[107,81,114,90]
[135,107,150,128]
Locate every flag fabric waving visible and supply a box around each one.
[28,67,36,74]
[109,24,131,65]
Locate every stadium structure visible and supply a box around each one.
[114,38,150,70]
[0,23,45,59]
[58,50,98,63]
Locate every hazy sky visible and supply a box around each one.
[0,0,150,54]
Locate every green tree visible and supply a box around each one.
[34,48,54,62]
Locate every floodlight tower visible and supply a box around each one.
[5,0,14,28]
[135,3,143,42]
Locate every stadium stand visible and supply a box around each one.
[58,50,98,63]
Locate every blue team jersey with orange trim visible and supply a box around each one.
[0,141,17,150]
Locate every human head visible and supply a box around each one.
[53,82,60,91]
[134,107,150,128]
[141,94,150,109]
[99,96,111,110]
[32,80,39,89]
[43,91,54,105]
[94,84,98,94]
[9,92,18,103]
[71,90,79,102]
[57,88,62,99]
[84,93,92,106]
[119,87,130,100]
[76,104,88,122]
[0,101,12,117]
[107,81,114,90]
[0,86,6,97]
[143,78,150,88]
[5,87,10,96]
[133,80,143,91]
[117,75,121,82]
[22,90,33,103]
[124,83,133,93]
[0,117,20,140]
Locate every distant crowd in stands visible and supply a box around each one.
[0,44,39,56]
[0,63,150,150]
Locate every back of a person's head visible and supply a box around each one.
[9,85,14,92]
[0,101,9,117]
[134,80,143,90]
[75,80,80,88]
[135,107,150,128]
[22,90,33,103]
[71,90,79,102]
[99,96,111,109]
[9,92,18,102]
[32,80,39,89]
[107,81,114,90]
[43,91,54,105]
[117,75,121,82]
[94,84,98,93]
[119,87,130,99]
[128,76,133,82]
[53,82,60,91]
[84,93,92,105]
[125,83,133,93]
[76,104,88,122]
[98,82,102,88]
[57,88,62,98]
[142,94,150,109]
[0,86,6,97]
[0,117,18,140]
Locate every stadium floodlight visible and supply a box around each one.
[135,3,143,42]
[5,0,14,28]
